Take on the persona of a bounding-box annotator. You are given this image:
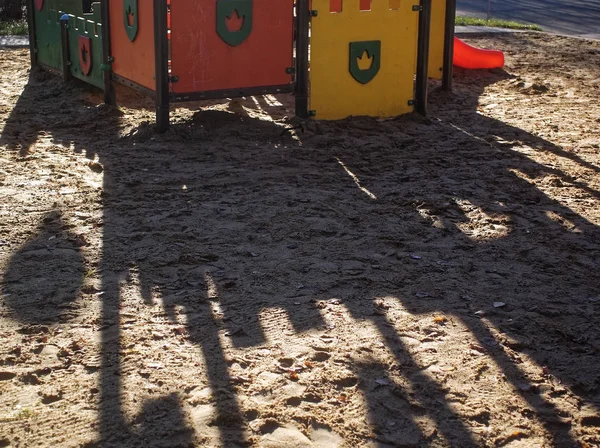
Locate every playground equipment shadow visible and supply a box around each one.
[1,35,600,446]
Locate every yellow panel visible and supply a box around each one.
[428,0,447,79]
[310,0,420,120]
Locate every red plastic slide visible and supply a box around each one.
[453,37,505,69]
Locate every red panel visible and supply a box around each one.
[359,0,371,10]
[78,36,92,76]
[110,0,156,90]
[170,0,294,94]
[327,1,372,12]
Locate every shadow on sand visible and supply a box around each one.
[2,46,599,447]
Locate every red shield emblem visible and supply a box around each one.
[78,36,92,76]
[34,0,44,11]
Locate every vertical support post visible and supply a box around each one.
[101,0,116,105]
[442,0,456,91]
[294,0,310,118]
[26,0,37,68]
[60,14,72,83]
[154,0,170,133]
[415,0,431,116]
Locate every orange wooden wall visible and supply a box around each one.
[109,0,156,90]
[170,0,294,94]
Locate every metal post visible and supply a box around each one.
[153,0,170,133]
[60,14,72,83]
[101,0,116,105]
[442,0,456,91]
[26,0,37,68]
[294,0,310,118]
[415,0,431,116]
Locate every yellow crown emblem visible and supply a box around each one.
[357,50,374,71]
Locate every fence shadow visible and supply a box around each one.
[1,45,599,447]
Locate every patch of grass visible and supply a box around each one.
[456,16,542,31]
[0,19,29,36]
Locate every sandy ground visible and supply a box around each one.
[1,32,600,448]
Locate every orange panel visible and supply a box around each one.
[329,0,375,13]
[110,0,156,90]
[170,0,294,94]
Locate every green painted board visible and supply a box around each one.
[65,7,104,89]
[34,5,61,71]
[33,1,104,90]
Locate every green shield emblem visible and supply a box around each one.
[349,41,381,84]
[216,0,253,47]
[124,0,138,42]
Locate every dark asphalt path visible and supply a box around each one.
[457,0,600,39]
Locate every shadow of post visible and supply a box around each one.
[2,33,600,447]
[1,71,201,446]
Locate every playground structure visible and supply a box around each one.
[26,0,460,132]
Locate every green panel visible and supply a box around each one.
[64,5,104,89]
[34,3,61,71]
[123,0,138,42]
[216,0,253,47]
[349,41,381,85]
[33,0,104,89]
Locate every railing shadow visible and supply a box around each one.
[2,34,600,447]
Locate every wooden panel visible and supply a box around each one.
[34,2,62,71]
[109,0,156,90]
[34,1,104,89]
[65,3,104,89]
[170,0,294,94]
[309,0,419,120]
[428,0,446,79]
